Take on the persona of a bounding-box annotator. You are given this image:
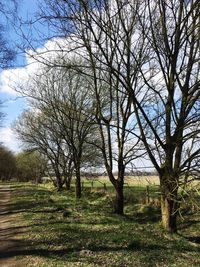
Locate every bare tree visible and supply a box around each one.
[15,61,102,197]
[38,0,200,231]
[14,109,73,191]
[90,69,142,214]
[131,0,200,232]
[0,0,16,69]
[36,0,145,214]
[0,0,17,131]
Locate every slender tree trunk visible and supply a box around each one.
[56,173,63,191]
[65,160,73,190]
[65,174,72,190]
[114,182,124,215]
[160,175,178,233]
[106,163,125,215]
[113,164,125,215]
[66,179,71,190]
[35,174,42,184]
[75,166,81,198]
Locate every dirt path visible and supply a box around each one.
[0,185,26,267]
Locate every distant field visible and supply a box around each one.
[81,175,160,187]
[41,175,199,190]
[125,176,159,186]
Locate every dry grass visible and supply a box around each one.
[83,175,160,186]
[125,176,160,186]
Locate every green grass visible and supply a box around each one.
[8,182,200,267]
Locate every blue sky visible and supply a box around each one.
[0,0,45,151]
[0,1,154,171]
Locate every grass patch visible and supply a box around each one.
[8,182,200,267]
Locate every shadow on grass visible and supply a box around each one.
[178,219,200,230]
[186,236,200,244]
[1,183,199,266]
[0,236,199,262]
[178,232,200,245]
[123,210,161,224]
[1,187,54,216]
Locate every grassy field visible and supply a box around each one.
[74,175,160,188]
[9,182,200,267]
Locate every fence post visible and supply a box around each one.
[146,185,150,204]
[82,181,84,190]
[91,181,93,188]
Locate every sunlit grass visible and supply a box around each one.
[9,182,200,267]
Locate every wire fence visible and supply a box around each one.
[80,179,161,206]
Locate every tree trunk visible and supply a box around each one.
[35,174,42,184]
[114,164,125,215]
[75,167,81,198]
[160,176,178,233]
[65,160,73,190]
[106,163,124,215]
[161,194,177,233]
[114,183,124,215]
[56,173,63,191]
[65,175,72,190]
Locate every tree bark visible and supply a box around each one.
[65,173,72,190]
[65,178,71,190]
[106,162,125,215]
[65,160,73,190]
[56,172,63,191]
[114,182,124,215]
[75,167,81,198]
[161,194,177,233]
[160,176,178,233]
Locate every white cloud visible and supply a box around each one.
[0,36,83,96]
[0,68,28,95]
[0,127,21,152]
[0,37,83,152]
